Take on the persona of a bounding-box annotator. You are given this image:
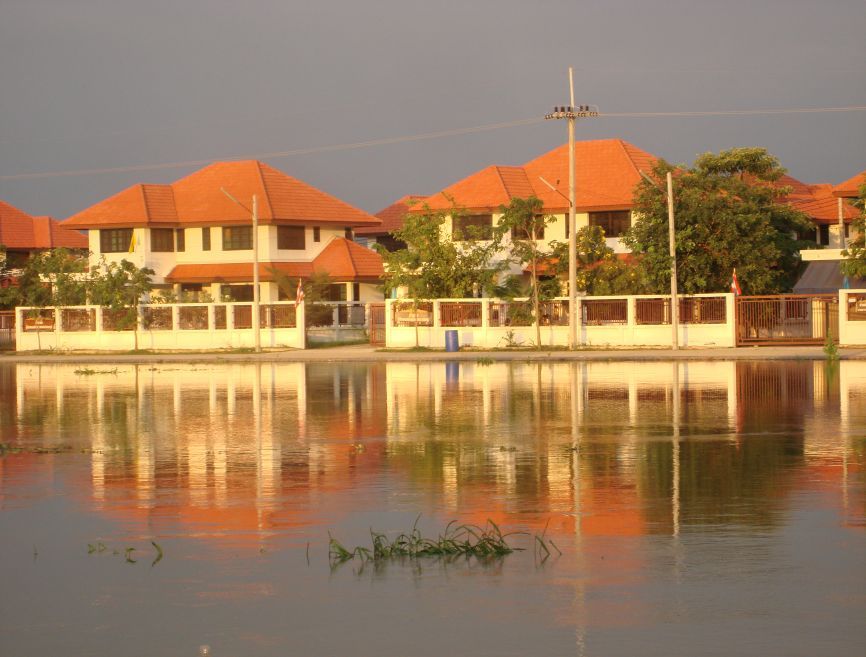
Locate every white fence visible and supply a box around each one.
[839,289,866,346]
[15,301,305,351]
[385,295,737,349]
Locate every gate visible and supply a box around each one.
[369,303,386,346]
[736,295,838,346]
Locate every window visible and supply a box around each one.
[222,226,252,250]
[352,283,360,301]
[589,211,631,238]
[313,227,321,242]
[202,227,211,251]
[223,284,254,302]
[453,214,493,241]
[344,227,354,240]
[151,228,175,252]
[175,229,185,252]
[324,284,347,301]
[100,228,134,253]
[819,224,830,245]
[511,217,545,240]
[278,226,306,250]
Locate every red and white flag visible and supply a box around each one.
[295,278,305,305]
[730,268,742,296]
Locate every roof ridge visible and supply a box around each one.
[343,237,358,275]
[138,184,151,223]
[254,161,276,220]
[617,139,643,177]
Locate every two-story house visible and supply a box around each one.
[411,138,657,290]
[1,199,88,271]
[62,160,385,303]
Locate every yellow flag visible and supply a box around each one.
[128,232,136,253]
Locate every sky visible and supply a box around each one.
[1,0,864,220]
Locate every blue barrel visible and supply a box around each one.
[444,330,459,352]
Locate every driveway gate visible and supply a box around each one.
[369,303,386,346]
[735,295,838,346]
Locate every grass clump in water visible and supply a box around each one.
[328,517,554,567]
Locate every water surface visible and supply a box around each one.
[0,360,864,656]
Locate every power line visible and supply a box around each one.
[2,105,864,182]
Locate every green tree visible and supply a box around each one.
[624,148,814,294]
[377,205,508,346]
[89,258,154,350]
[498,196,558,348]
[549,226,650,296]
[840,182,866,279]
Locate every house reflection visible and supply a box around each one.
[1,359,862,549]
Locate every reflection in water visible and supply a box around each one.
[0,360,864,656]
[1,361,864,537]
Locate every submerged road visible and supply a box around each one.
[3,343,866,364]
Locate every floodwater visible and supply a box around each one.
[0,359,864,657]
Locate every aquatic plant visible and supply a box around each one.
[823,335,839,361]
[328,517,558,567]
[151,541,163,566]
[73,367,119,376]
[475,357,494,366]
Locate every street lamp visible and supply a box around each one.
[638,170,679,350]
[544,66,597,349]
[220,188,261,353]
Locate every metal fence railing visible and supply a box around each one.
[582,299,628,325]
[392,301,434,327]
[61,308,96,332]
[440,301,483,327]
[680,296,727,324]
[847,294,866,321]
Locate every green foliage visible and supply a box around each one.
[550,226,651,295]
[88,258,154,339]
[624,148,814,294]
[0,248,89,309]
[498,196,558,349]
[377,203,508,300]
[823,334,839,361]
[840,181,866,279]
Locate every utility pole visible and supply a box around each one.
[639,169,679,350]
[667,172,679,351]
[252,194,261,353]
[544,67,598,350]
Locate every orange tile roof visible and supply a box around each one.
[788,183,859,224]
[64,160,381,229]
[0,199,88,250]
[833,170,866,198]
[311,237,384,280]
[164,237,383,283]
[419,139,658,214]
[355,195,427,236]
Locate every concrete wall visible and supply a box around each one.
[15,302,306,351]
[839,289,866,346]
[385,294,735,349]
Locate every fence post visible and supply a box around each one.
[171,303,179,331]
[15,307,23,347]
[384,299,393,348]
[227,303,235,331]
[726,293,737,347]
[207,303,215,333]
[53,307,60,348]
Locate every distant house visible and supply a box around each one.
[62,160,385,303]
[795,170,866,294]
[413,138,657,289]
[354,195,427,252]
[0,199,88,270]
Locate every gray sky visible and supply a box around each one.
[1,0,864,219]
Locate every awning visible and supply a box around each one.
[793,261,865,294]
